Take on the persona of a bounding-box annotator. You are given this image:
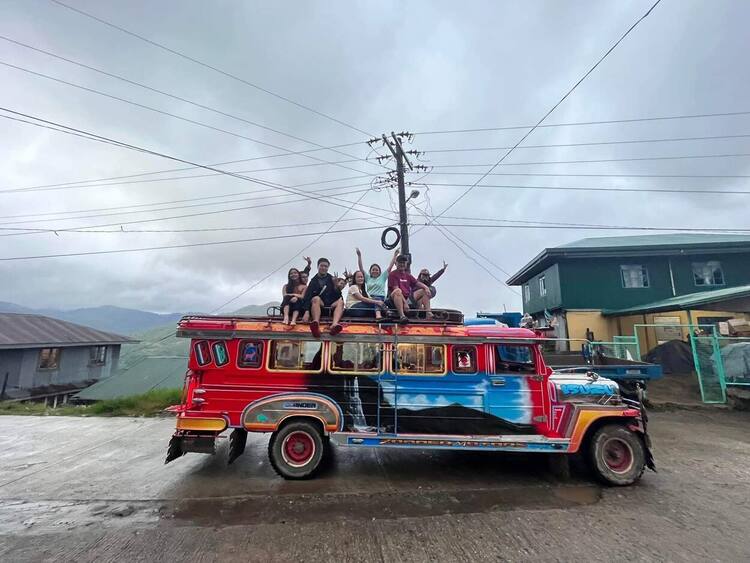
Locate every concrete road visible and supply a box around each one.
[0,410,748,562]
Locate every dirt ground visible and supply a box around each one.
[0,409,748,562]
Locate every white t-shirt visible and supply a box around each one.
[346,285,363,308]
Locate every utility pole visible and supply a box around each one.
[381,132,413,263]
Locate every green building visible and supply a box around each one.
[507,234,750,351]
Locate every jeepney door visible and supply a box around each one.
[487,344,544,434]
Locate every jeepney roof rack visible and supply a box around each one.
[179,307,465,326]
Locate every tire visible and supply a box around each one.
[268,421,325,480]
[588,424,646,486]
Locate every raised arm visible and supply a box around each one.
[355,247,364,274]
[429,261,448,284]
[386,248,399,272]
[301,256,312,275]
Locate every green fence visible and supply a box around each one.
[689,334,727,403]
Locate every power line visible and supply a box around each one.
[434,172,750,179]
[0,175,374,221]
[0,224,385,261]
[422,182,750,196]
[435,223,750,233]
[429,152,750,167]
[430,0,663,221]
[0,59,382,181]
[422,133,750,153]
[0,34,382,171]
[413,109,750,136]
[0,107,389,220]
[49,0,374,138]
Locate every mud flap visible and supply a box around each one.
[642,430,656,472]
[165,435,184,464]
[228,428,247,465]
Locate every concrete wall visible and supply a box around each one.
[0,345,121,393]
[564,310,616,350]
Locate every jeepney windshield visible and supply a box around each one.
[495,344,536,373]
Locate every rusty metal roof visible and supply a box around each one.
[0,313,136,349]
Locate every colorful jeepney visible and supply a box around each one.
[166,312,655,485]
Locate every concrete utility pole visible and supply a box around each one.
[381,132,413,263]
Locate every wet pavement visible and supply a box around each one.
[0,410,749,561]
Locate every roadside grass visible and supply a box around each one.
[0,388,182,417]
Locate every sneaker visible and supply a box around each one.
[398,316,409,325]
[329,324,343,336]
[310,321,321,338]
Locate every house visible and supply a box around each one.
[507,234,750,352]
[0,313,136,401]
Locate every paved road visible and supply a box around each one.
[0,410,748,561]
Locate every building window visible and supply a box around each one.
[620,264,650,288]
[330,342,381,373]
[393,344,446,375]
[89,346,107,366]
[692,261,724,286]
[523,284,530,303]
[38,348,60,370]
[538,276,547,297]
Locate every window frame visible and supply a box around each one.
[692,261,725,287]
[620,264,650,289]
[236,340,264,370]
[452,345,478,375]
[494,344,537,374]
[538,276,547,297]
[328,341,383,374]
[89,345,107,366]
[37,347,61,370]
[194,340,211,366]
[523,284,530,303]
[211,341,230,367]
[266,339,324,373]
[392,343,447,376]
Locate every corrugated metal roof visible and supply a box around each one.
[74,356,187,401]
[558,233,750,249]
[0,313,136,349]
[602,284,750,316]
[508,233,750,285]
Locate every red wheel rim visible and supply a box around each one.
[281,431,316,467]
[602,437,634,474]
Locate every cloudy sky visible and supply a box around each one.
[1,0,749,315]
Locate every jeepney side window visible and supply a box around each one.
[269,340,322,371]
[452,346,477,374]
[495,344,536,374]
[194,341,211,366]
[211,341,229,366]
[237,340,263,369]
[330,342,381,373]
[393,343,445,375]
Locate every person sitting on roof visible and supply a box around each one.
[410,261,448,320]
[281,267,307,326]
[345,270,387,320]
[386,254,431,324]
[302,257,345,337]
[355,247,399,307]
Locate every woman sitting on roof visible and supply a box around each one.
[345,270,387,320]
[355,247,399,308]
[281,267,307,326]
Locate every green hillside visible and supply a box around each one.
[119,303,278,369]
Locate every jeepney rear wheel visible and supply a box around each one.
[268,420,324,480]
[588,424,646,486]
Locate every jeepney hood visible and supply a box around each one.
[549,372,620,404]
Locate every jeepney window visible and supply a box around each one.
[194,341,211,366]
[452,346,477,374]
[269,340,322,371]
[394,343,445,375]
[212,342,229,366]
[238,340,263,368]
[495,344,535,374]
[330,342,381,372]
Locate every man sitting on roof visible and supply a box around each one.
[302,257,345,337]
[386,254,431,325]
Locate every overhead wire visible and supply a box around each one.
[428,0,663,222]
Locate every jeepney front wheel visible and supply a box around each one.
[588,424,646,486]
[268,420,325,480]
